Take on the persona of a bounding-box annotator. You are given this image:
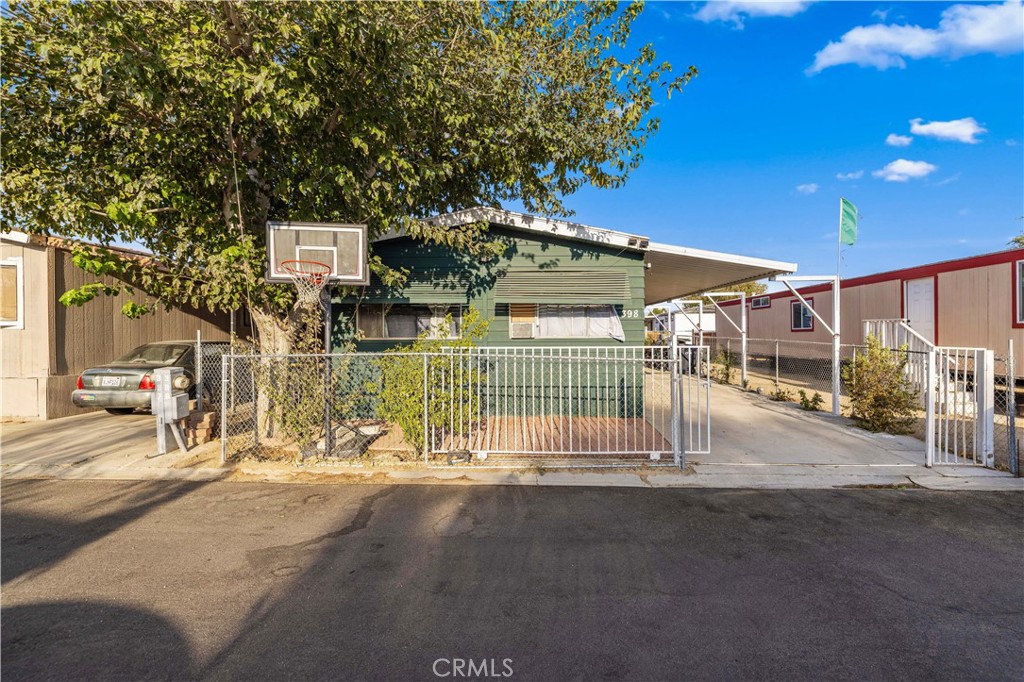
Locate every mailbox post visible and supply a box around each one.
[152,367,190,456]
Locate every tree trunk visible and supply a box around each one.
[250,305,294,439]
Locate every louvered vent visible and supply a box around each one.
[495,269,630,303]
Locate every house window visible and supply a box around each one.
[506,304,624,341]
[750,296,771,310]
[357,304,461,339]
[0,258,24,330]
[791,298,814,331]
[1016,261,1024,325]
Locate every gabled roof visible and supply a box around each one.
[383,207,797,304]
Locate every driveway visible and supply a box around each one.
[2,480,1022,681]
[704,382,925,466]
[1,411,211,477]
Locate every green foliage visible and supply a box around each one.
[842,334,919,433]
[797,390,824,412]
[769,387,793,402]
[713,349,735,385]
[2,1,695,343]
[375,308,489,455]
[702,281,767,306]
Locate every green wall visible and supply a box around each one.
[333,224,647,352]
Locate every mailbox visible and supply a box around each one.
[152,367,190,455]
[152,367,190,420]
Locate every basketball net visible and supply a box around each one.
[281,260,331,310]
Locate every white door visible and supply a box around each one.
[904,277,935,343]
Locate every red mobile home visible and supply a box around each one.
[715,248,1024,369]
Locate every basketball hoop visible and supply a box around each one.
[281,259,332,309]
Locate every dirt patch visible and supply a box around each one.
[837,481,922,490]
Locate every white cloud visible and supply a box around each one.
[1007,139,1020,146]
[872,159,939,182]
[872,8,891,22]
[795,183,819,194]
[909,117,986,143]
[937,172,962,185]
[808,1,1023,74]
[886,133,913,147]
[695,1,816,28]
[836,170,864,181]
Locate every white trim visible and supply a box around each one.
[0,231,32,245]
[0,257,25,330]
[646,241,797,273]
[378,207,651,251]
[1016,260,1024,325]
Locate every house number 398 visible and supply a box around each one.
[622,309,642,319]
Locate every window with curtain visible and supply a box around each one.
[358,304,461,339]
[532,304,625,341]
[1016,261,1024,325]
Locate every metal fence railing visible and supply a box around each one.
[219,346,709,466]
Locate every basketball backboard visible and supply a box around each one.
[265,221,369,285]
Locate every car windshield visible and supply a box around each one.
[115,344,189,365]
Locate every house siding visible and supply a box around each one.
[713,250,1024,372]
[335,225,646,352]
[2,240,240,420]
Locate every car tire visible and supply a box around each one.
[104,408,136,415]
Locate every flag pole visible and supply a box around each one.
[832,198,843,416]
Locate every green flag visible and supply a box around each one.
[839,197,858,246]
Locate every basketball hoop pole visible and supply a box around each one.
[323,283,334,458]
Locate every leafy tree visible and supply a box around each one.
[1010,234,1024,248]
[702,280,767,305]
[1,0,695,353]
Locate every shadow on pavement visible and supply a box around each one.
[1,479,206,584]
[2,600,196,681]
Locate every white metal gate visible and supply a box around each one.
[927,347,995,467]
[428,345,710,465]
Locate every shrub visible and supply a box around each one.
[841,334,918,433]
[769,387,793,402]
[375,308,488,455]
[797,390,824,411]
[713,348,735,385]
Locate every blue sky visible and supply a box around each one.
[537,1,1024,282]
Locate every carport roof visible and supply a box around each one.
[399,208,796,305]
[644,242,795,305]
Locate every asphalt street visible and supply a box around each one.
[2,480,1022,681]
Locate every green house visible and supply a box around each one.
[333,207,795,351]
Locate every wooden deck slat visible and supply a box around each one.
[441,416,671,455]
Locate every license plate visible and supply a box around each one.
[100,376,121,387]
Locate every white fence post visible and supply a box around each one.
[422,354,429,463]
[925,349,935,467]
[979,349,995,467]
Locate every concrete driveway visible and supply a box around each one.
[1,411,214,478]
[703,382,925,466]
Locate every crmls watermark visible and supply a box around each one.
[432,658,513,678]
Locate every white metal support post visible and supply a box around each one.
[703,292,748,387]
[775,275,841,416]
[670,306,681,466]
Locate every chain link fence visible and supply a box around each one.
[993,353,1021,474]
[708,337,861,411]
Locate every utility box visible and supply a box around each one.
[152,367,190,421]
[152,367,190,455]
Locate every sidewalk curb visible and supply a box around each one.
[4,462,1021,491]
